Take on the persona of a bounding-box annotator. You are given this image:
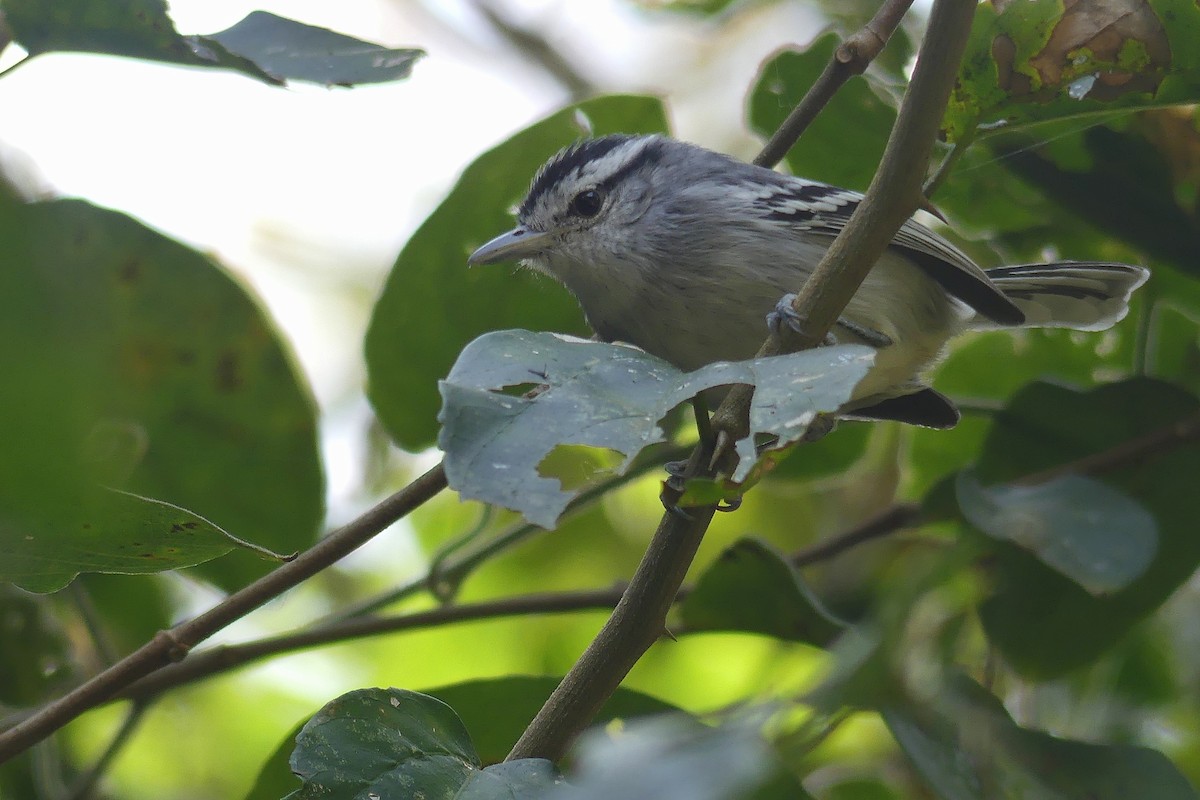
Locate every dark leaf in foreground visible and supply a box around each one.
[287,688,560,799]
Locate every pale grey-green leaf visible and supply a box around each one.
[956,471,1158,595]
[438,330,872,527]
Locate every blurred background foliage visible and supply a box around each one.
[0,0,1198,798]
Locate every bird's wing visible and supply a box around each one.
[755,180,1025,325]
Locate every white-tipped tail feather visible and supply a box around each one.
[975,262,1150,332]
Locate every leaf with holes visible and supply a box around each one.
[366,95,669,451]
[944,0,1200,141]
[437,330,872,528]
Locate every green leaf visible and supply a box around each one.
[944,0,1200,142]
[563,715,802,800]
[984,125,1200,278]
[822,780,901,800]
[426,676,683,766]
[287,688,559,799]
[748,35,898,188]
[956,470,1157,596]
[75,573,172,662]
[249,680,680,799]
[0,586,74,705]
[0,489,278,593]
[245,719,306,800]
[805,628,893,712]
[365,94,669,451]
[768,421,871,481]
[973,379,1200,677]
[1149,303,1200,396]
[1,0,421,86]
[680,539,845,646]
[0,199,322,591]
[205,11,423,86]
[437,330,872,527]
[886,674,1197,800]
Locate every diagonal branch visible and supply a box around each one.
[506,0,975,764]
[116,588,629,704]
[754,0,916,169]
[3,403,1186,726]
[0,464,449,764]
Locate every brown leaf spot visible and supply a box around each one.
[992,34,1033,95]
[997,0,1170,102]
[118,260,141,283]
[215,350,242,392]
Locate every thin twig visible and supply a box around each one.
[0,463,448,764]
[473,0,595,100]
[923,129,974,199]
[68,582,119,668]
[709,0,976,452]
[1011,409,1200,487]
[754,0,916,169]
[507,499,716,761]
[117,588,629,704]
[506,0,974,764]
[4,408,1185,722]
[63,702,146,800]
[325,443,688,622]
[791,502,922,567]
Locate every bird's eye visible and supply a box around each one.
[569,189,604,218]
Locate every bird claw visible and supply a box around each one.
[660,457,741,515]
[767,294,892,348]
[802,413,837,442]
[767,294,838,346]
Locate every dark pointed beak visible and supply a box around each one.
[468,227,552,265]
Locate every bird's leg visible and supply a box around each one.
[834,318,893,348]
[767,293,892,348]
[661,395,740,514]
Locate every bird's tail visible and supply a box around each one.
[970,262,1150,331]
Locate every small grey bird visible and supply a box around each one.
[469,134,1149,427]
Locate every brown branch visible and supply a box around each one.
[791,501,923,567]
[117,587,627,704]
[506,466,716,761]
[506,0,975,765]
[790,407,1200,568]
[473,0,595,101]
[753,0,916,169]
[1012,409,1200,487]
[0,463,448,764]
[710,0,976,447]
[5,408,1184,725]
[326,443,689,622]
